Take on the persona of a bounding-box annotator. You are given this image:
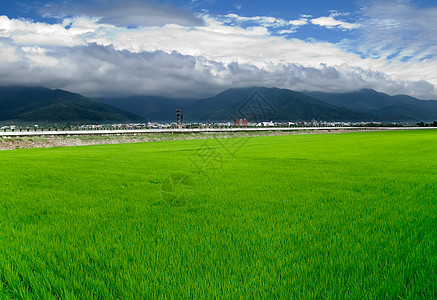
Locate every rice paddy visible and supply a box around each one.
[0,129,436,298]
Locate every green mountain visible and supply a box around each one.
[97,87,369,122]
[0,86,144,123]
[307,89,437,122]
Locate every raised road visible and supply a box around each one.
[1,126,435,137]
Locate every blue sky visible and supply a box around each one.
[0,0,361,43]
[1,0,437,99]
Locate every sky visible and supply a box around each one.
[1,0,437,99]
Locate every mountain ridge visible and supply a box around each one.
[2,86,436,123]
[0,86,144,123]
[307,89,437,122]
[97,87,372,122]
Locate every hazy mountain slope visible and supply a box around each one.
[0,86,144,122]
[96,96,195,121]
[307,89,437,121]
[95,87,437,122]
[184,87,370,122]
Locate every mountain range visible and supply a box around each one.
[307,89,437,122]
[98,87,437,122]
[184,87,369,122]
[1,86,436,123]
[98,87,369,122]
[0,86,143,123]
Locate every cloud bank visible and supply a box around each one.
[0,0,436,100]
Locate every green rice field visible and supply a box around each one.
[0,130,436,298]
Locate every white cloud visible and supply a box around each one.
[278,29,296,35]
[311,16,358,30]
[79,16,359,69]
[224,14,277,25]
[358,2,437,58]
[21,46,59,67]
[289,19,308,26]
[0,38,20,62]
[40,0,204,27]
[222,13,307,31]
[0,15,85,47]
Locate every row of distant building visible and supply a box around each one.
[144,120,383,129]
[1,120,388,131]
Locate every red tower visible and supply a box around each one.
[176,109,181,129]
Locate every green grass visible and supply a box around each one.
[0,130,436,298]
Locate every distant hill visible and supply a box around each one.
[0,86,144,123]
[307,89,437,122]
[96,87,369,122]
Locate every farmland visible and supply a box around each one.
[0,130,436,298]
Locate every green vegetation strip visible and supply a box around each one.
[0,130,436,298]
